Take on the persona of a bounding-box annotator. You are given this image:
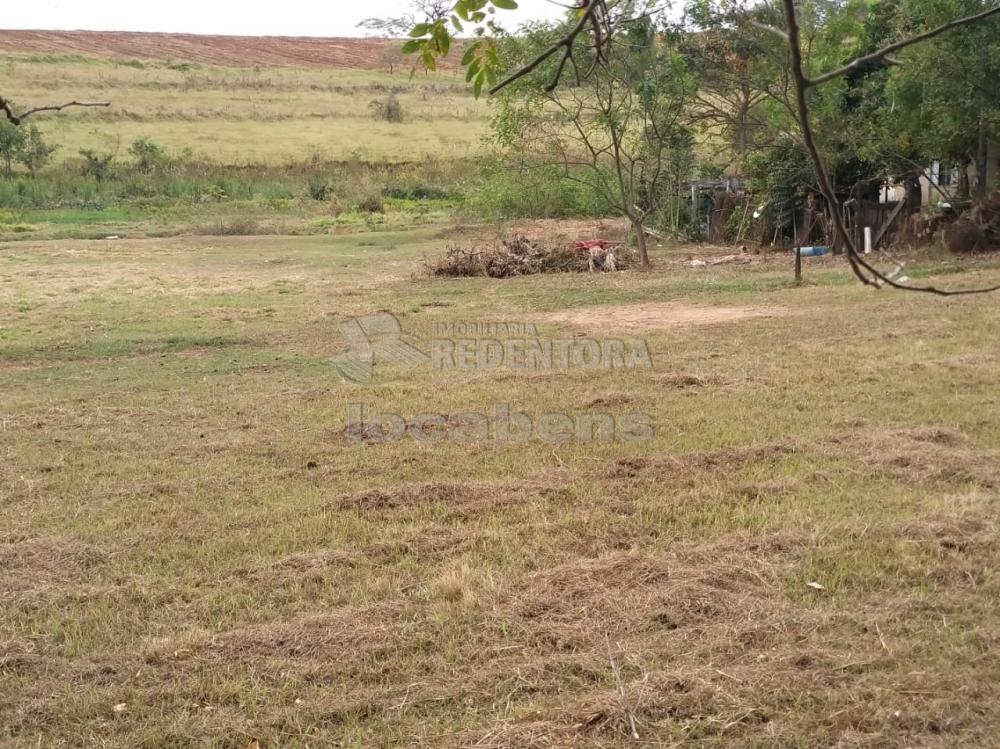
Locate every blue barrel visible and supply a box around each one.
[796,246,830,257]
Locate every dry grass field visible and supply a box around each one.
[0,33,488,163]
[2,26,1000,749]
[2,227,1000,747]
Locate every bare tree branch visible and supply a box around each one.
[490,0,608,94]
[0,96,110,126]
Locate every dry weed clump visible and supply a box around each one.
[428,235,631,278]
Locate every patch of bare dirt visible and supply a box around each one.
[0,30,430,70]
[541,301,786,333]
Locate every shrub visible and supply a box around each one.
[468,160,611,219]
[369,93,405,123]
[383,184,451,201]
[744,139,814,236]
[194,217,264,236]
[129,138,171,175]
[0,118,27,176]
[307,178,332,201]
[357,193,384,213]
[80,150,117,182]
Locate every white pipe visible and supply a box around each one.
[864,226,873,255]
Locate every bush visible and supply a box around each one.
[0,118,27,176]
[194,217,265,236]
[129,138,171,175]
[18,126,57,177]
[307,178,332,201]
[356,193,384,213]
[369,93,405,123]
[80,150,117,182]
[468,160,612,219]
[383,184,451,201]
[744,139,814,234]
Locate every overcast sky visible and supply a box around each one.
[2,1,568,36]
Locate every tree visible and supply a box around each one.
[358,1,454,38]
[777,0,1000,292]
[886,0,1000,200]
[407,0,1000,294]
[681,1,775,166]
[491,14,694,266]
[18,125,57,177]
[0,117,27,176]
[79,149,117,182]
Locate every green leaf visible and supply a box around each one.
[409,23,431,38]
[492,0,518,9]
[473,72,485,100]
[401,39,423,54]
[466,58,481,82]
[435,31,451,56]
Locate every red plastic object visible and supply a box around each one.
[574,240,611,252]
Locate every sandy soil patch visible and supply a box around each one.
[542,301,786,332]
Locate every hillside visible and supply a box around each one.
[0,30,410,70]
[0,31,484,163]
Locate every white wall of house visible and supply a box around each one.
[918,140,1000,206]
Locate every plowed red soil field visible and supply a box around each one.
[0,29,416,69]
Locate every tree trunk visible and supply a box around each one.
[957,157,971,199]
[632,218,650,268]
[904,174,922,212]
[975,117,989,199]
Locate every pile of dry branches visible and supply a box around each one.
[429,235,629,278]
[944,194,1000,253]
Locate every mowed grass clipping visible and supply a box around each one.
[2,231,1000,747]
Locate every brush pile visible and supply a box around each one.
[429,235,630,278]
[943,194,1000,253]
